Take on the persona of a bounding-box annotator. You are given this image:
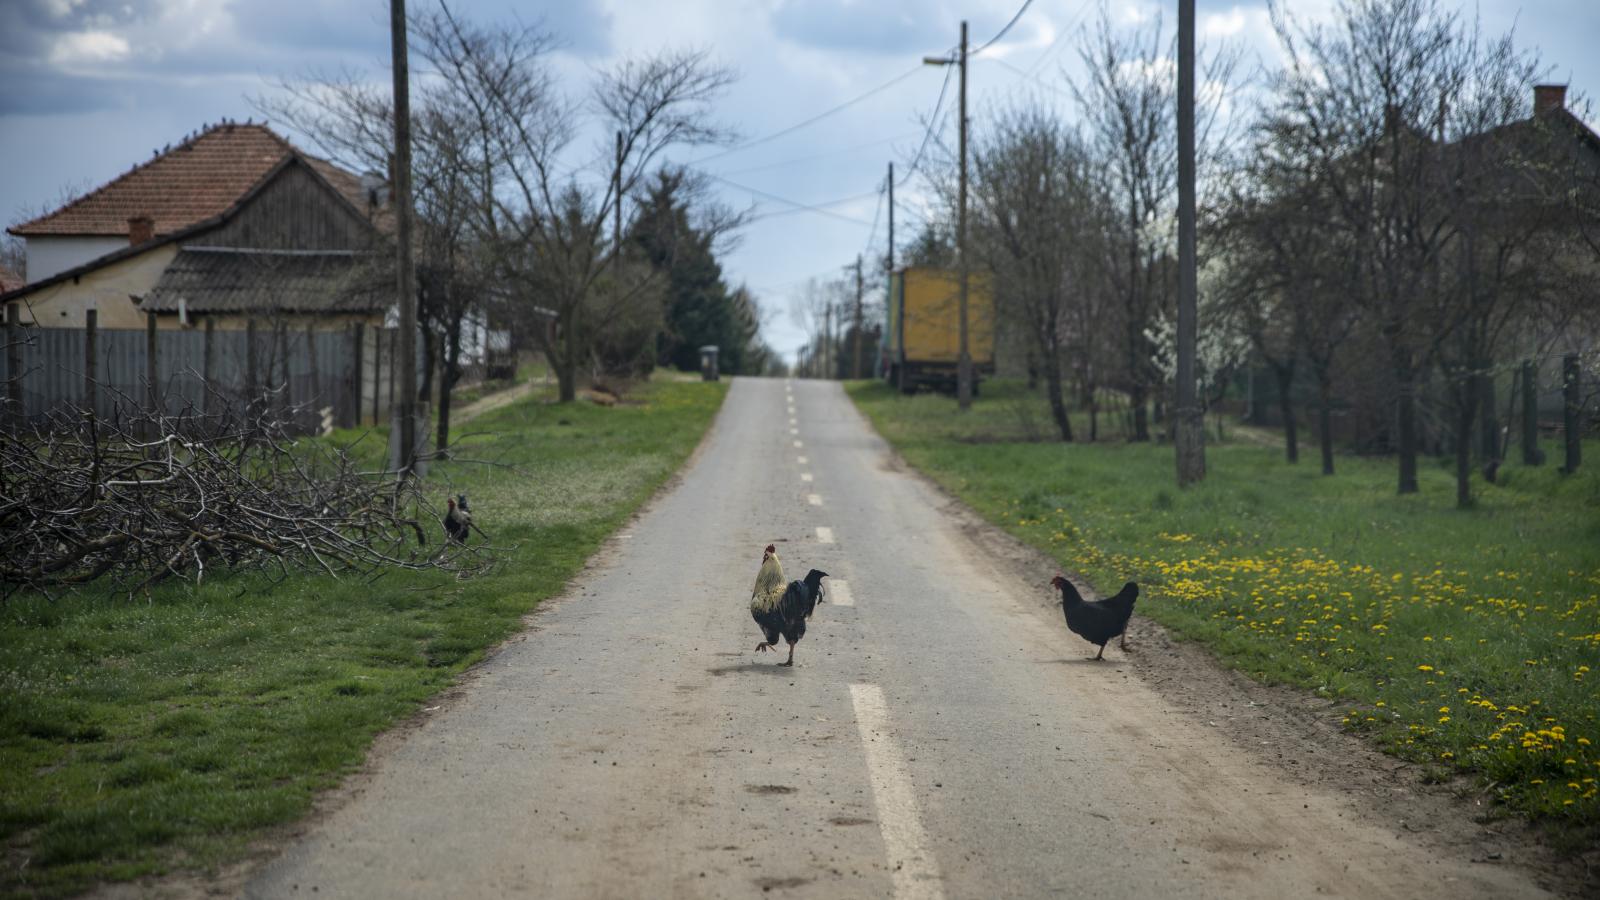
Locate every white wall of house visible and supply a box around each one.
[9,244,176,328]
[26,236,129,281]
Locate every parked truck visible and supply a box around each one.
[881,266,995,394]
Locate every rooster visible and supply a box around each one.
[750,544,828,667]
[444,494,472,543]
[1049,575,1138,660]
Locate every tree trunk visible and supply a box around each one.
[419,327,437,403]
[556,338,579,403]
[1044,352,1074,442]
[1274,363,1298,464]
[437,313,463,456]
[1453,378,1476,508]
[1521,358,1540,465]
[1316,370,1335,476]
[1564,353,1582,474]
[1396,371,1419,494]
[1131,386,1150,441]
[1088,385,1099,442]
[1477,371,1497,462]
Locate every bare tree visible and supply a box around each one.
[972,105,1100,441]
[421,4,737,402]
[1267,0,1473,494]
[258,35,497,454]
[1069,3,1240,441]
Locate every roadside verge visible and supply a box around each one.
[0,379,728,898]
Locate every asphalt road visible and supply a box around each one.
[246,378,1548,899]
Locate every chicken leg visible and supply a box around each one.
[779,642,796,667]
[1093,643,1107,661]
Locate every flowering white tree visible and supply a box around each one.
[1147,258,1251,438]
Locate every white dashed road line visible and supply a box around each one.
[815,526,834,543]
[807,493,822,506]
[801,473,813,483]
[794,440,804,448]
[828,579,853,607]
[797,456,808,464]
[849,684,943,900]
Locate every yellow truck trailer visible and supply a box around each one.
[882,266,995,394]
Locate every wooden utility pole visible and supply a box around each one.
[5,303,22,429]
[146,311,159,420]
[84,309,98,420]
[390,0,418,476]
[823,303,832,379]
[887,163,896,274]
[853,255,865,379]
[956,20,972,409]
[1174,0,1206,486]
[615,131,624,271]
[923,24,971,406]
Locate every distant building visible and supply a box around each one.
[2,121,392,331]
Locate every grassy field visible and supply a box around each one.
[848,380,1600,836]
[0,379,727,898]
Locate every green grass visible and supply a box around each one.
[0,379,727,898]
[848,379,1600,835]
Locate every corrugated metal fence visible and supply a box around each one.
[1,321,408,435]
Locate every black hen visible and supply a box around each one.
[444,494,472,543]
[1050,575,1138,660]
[754,568,829,667]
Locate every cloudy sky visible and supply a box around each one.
[3,0,1597,360]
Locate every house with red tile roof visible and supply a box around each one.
[2,120,392,331]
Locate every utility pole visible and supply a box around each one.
[614,130,624,272]
[823,303,832,379]
[887,163,896,273]
[853,255,865,380]
[1174,0,1205,485]
[390,0,417,478]
[925,22,971,408]
[888,162,900,389]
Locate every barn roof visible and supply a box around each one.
[8,122,377,239]
[139,246,390,315]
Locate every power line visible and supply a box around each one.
[705,173,878,226]
[984,56,1075,101]
[715,131,921,178]
[900,62,956,185]
[972,0,1038,57]
[689,63,929,166]
[1027,0,1095,75]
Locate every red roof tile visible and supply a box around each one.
[9,122,372,239]
[0,263,22,293]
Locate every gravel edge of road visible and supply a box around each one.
[852,409,1598,899]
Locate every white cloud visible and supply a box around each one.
[1202,8,1248,39]
[49,30,130,66]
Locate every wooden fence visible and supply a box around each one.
[2,311,410,435]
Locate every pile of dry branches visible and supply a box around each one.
[0,400,493,600]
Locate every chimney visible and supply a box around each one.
[128,216,155,246]
[1534,84,1567,116]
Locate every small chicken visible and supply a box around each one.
[444,494,472,543]
[1049,575,1138,660]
